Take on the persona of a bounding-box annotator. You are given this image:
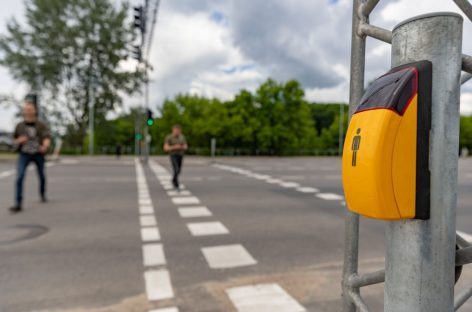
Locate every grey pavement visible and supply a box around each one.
[0,156,470,311]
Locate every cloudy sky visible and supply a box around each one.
[1,0,472,131]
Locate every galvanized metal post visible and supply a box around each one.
[338,103,344,156]
[144,76,150,163]
[211,138,216,159]
[88,80,95,155]
[342,0,365,311]
[135,116,139,156]
[386,13,463,312]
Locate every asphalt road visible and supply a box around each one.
[0,156,471,312]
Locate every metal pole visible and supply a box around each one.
[461,72,472,85]
[342,0,365,311]
[88,80,94,155]
[386,13,463,312]
[453,0,472,23]
[338,104,344,156]
[135,114,139,156]
[211,138,216,159]
[359,0,380,17]
[358,23,392,43]
[455,283,472,310]
[144,76,149,163]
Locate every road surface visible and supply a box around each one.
[0,156,471,311]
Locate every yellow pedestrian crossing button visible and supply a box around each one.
[342,61,432,220]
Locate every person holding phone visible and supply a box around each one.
[9,95,51,213]
[163,125,187,190]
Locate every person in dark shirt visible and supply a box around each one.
[163,125,187,190]
[10,96,51,213]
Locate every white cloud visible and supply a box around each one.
[3,0,472,133]
[189,66,265,100]
[141,2,264,110]
[305,81,349,103]
[461,92,472,115]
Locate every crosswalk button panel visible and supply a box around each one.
[342,61,432,220]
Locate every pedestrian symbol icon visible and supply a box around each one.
[352,128,361,166]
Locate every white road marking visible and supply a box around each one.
[140,198,152,206]
[172,196,200,205]
[138,160,177,305]
[140,215,157,227]
[60,159,79,164]
[141,227,161,242]
[296,187,319,193]
[178,207,213,218]
[149,308,179,312]
[253,174,271,180]
[143,244,166,266]
[0,170,14,179]
[279,175,305,180]
[266,178,282,184]
[167,190,191,196]
[457,231,472,242]
[187,221,229,236]
[279,182,300,188]
[144,269,174,301]
[163,185,174,190]
[140,205,154,215]
[226,284,306,312]
[201,244,257,269]
[316,193,344,200]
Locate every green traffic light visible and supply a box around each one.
[136,133,143,140]
[147,119,154,126]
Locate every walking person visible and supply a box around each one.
[9,95,51,213]
[163,125,187,190]
[115,143,122,159]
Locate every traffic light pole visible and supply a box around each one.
[385,13,463,312]
[88,77,95,155]
[143,72,150,163]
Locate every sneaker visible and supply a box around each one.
[41,196,48,203]
[9,206,22,214]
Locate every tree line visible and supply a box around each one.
[73,77,472,156]
[63,79,348,156]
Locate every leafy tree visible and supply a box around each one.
[460,116,472,151]
[253,79,316,154]
[59,78,357,155]
[225,90,260,151]
[0,0,145,145]
[309,103,346,135]
[318,114,348,153]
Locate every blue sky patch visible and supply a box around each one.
[210,11,226,25]
[223,64,256,74]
